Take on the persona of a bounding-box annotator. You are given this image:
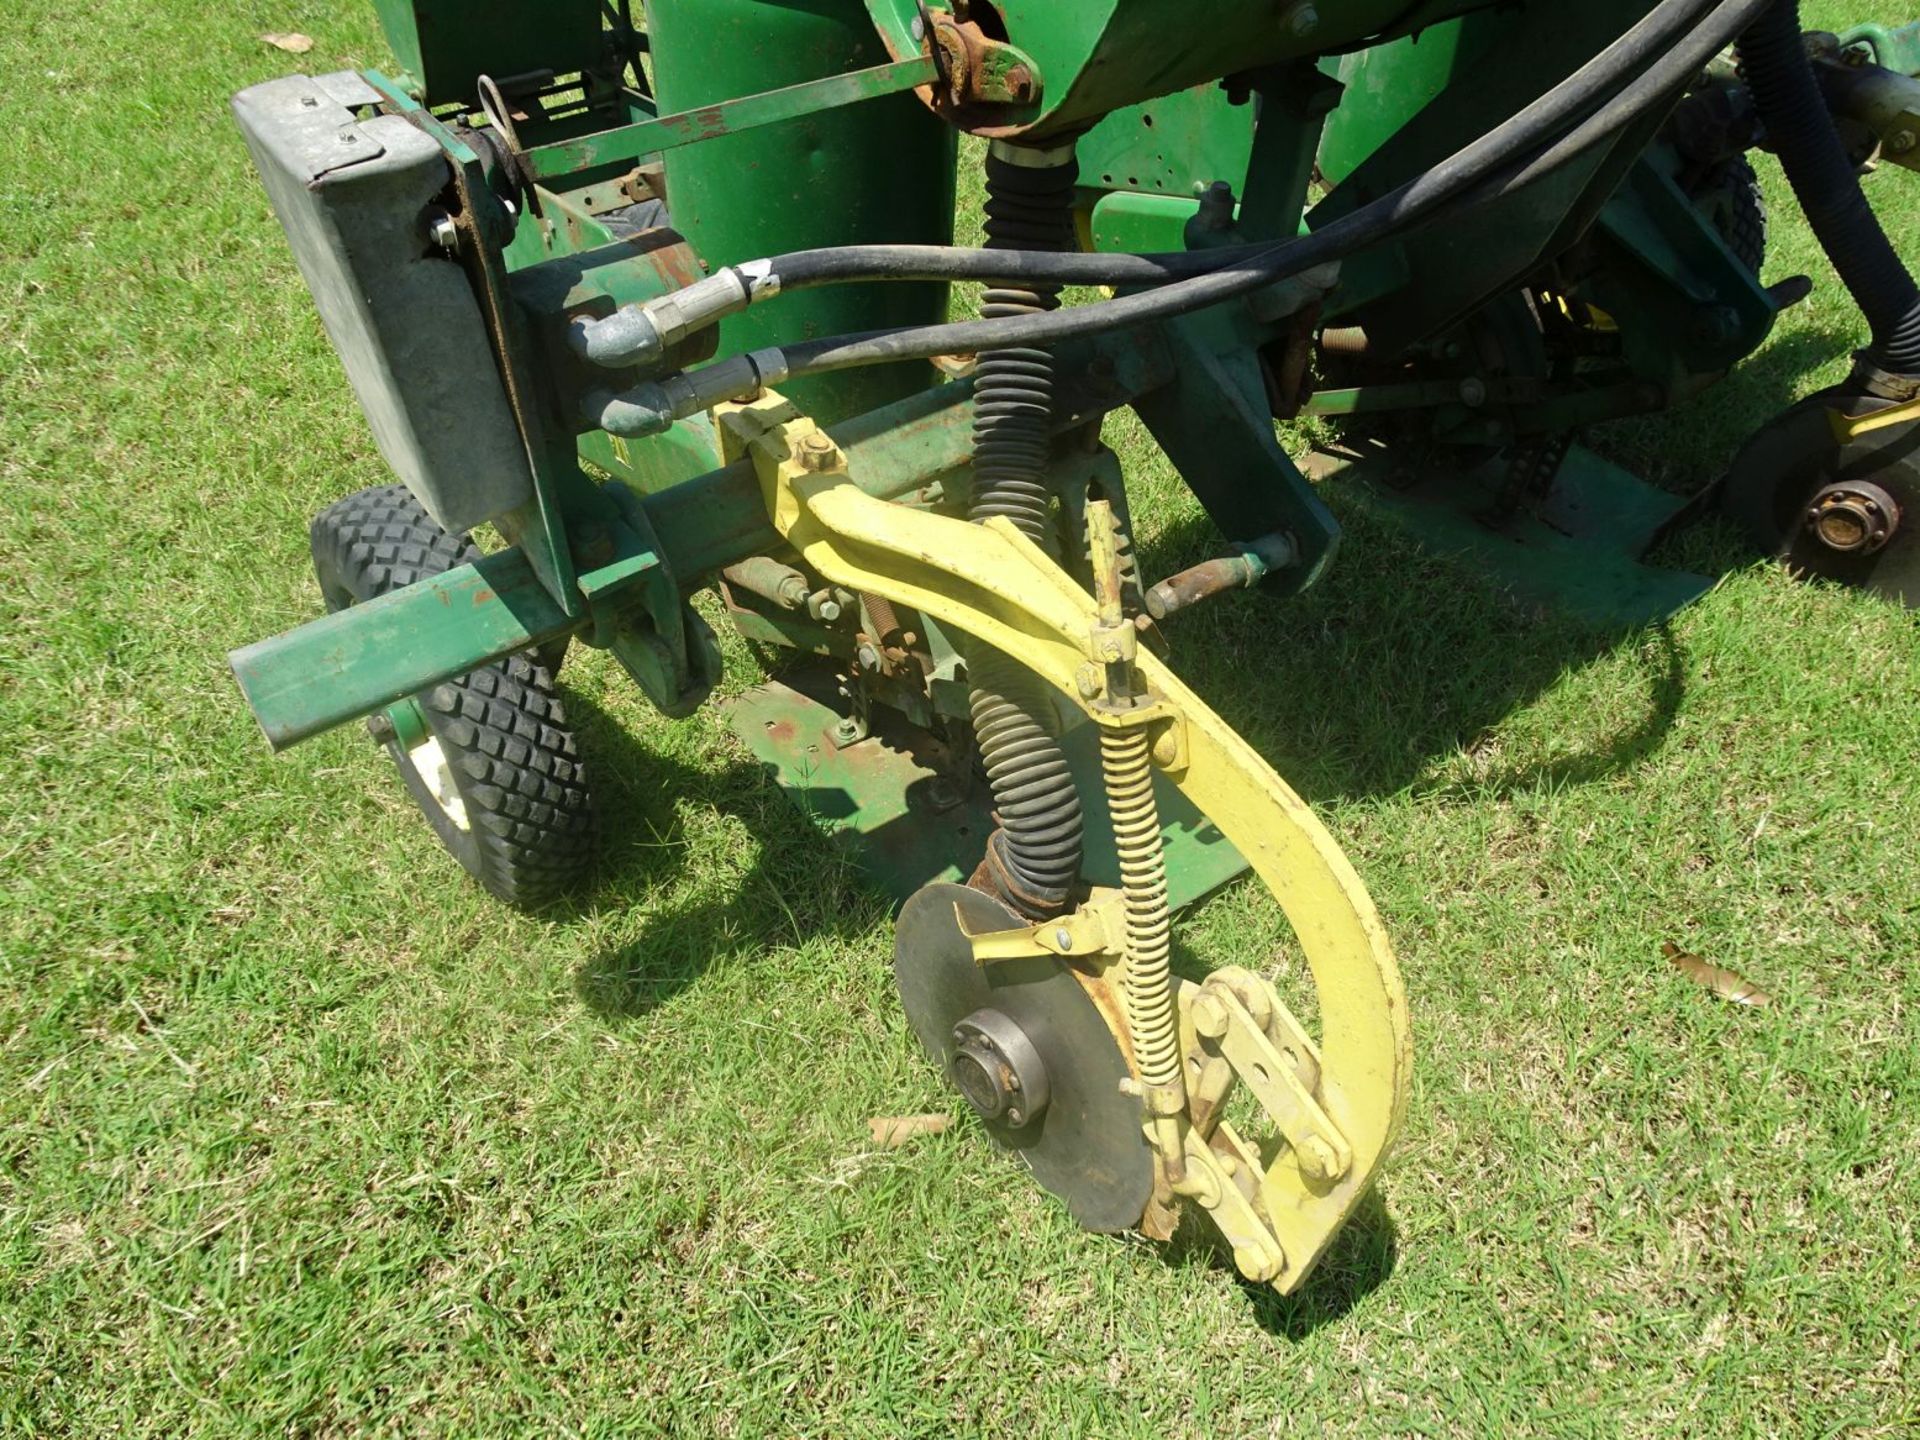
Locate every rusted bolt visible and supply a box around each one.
[925,777,963,812]
[798,430,838,471]
[1075,663,1103,699]
[1004,64,1034,103]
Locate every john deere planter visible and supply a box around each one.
[230,0,1920,1290]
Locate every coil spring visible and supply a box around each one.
[1102,727,1178,1091]
[963,145,1085,918]
[969,649,1083,908]
[969,149,1080,556]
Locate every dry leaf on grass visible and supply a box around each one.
[1663,941,1771,1007]
[261,32,314,53]
[867,1114,950,1147]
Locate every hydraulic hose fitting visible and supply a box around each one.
[965,137,1086,920]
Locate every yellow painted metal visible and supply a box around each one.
[1829,392,1920,443]
[956,888,1126,963]
[722,394,1412,1292]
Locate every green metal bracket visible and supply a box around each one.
[232,550,579,753]
[364,70,583,616]
[1130,306,1341,597]
[1585,157,1778,389]
[1839,19,1920,74]
[520,54,937,182]
[728,676,1250,907]
[1075,84,1256,210]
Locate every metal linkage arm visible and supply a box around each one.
[723,393,1412,1293]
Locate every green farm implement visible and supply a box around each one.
[230,0,1920,1291]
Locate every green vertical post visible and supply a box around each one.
[645,0,957,423]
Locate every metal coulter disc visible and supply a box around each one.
[893,882,1153,1233]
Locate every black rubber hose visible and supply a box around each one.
[714,0,1762,382]
[964,148,1084,916]
[706,0,1723,301]
[1738,0,1920,374]
[1504,0,1774,190]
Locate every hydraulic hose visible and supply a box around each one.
[588,0,1763,437]
[965,144,1085,917]
[1738,0,1920,375]
[576,0,1735,391]
[770,0,1763,376]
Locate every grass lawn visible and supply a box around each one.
[3,1,1917,1434]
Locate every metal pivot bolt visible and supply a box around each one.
[950,1009,1051,1128]
[1283,3,1319,37]
[799,430,839,472]
[424,208,461,254]
[1197,180,1237,232]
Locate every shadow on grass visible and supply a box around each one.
[555,689,887,1022]
[1165,1186,1399,1340]
[1119,324,1843,810]
[1138,493,1693,808]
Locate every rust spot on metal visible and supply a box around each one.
[473,588,496,605]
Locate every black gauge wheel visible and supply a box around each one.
[309,484,597,906]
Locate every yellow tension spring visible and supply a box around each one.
[1086,500,1186,1180]
[1105,727,1178,1077]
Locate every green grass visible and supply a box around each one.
[4,2,1919,1434]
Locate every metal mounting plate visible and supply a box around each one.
[727,669,1248,906]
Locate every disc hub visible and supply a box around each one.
[949,1008,1051,1129]
[1806,479,1900,555]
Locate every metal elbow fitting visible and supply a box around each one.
[585,349,792,437]
[568,263,774,372]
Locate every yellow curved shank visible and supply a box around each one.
[735,404,1412,1288]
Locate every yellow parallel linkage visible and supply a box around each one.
[721,395,1412,1293]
